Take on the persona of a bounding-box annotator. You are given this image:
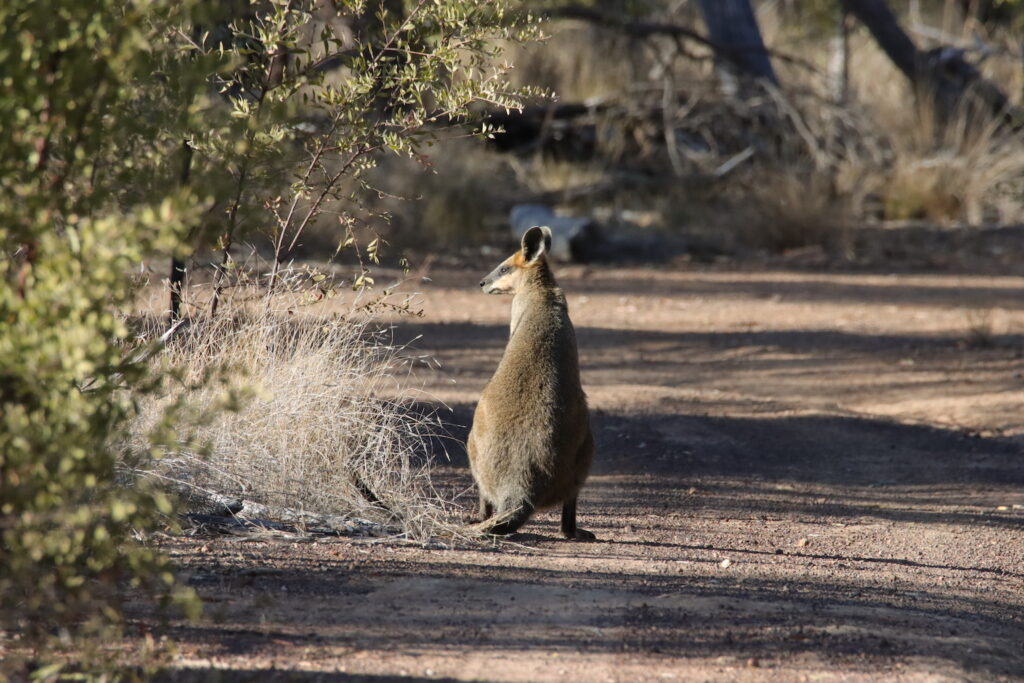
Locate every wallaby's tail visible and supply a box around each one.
[480,502,535,536]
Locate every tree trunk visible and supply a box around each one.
[696,0,778,94]
[828,9,852,106]
[168,140,192,325]
[840,0,1013,125]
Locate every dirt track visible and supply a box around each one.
[155,264,1024,682]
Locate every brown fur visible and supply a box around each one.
[467,227,596,540]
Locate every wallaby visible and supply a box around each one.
[467,226,596,540]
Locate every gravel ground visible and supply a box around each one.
[147,262,1024,682]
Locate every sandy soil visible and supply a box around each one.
[148,262,1024,682]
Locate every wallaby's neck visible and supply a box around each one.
[523,260,557,291]
[509,261,564,337]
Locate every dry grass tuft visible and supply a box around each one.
[962,307,997,348]
[723,169,853,254]
[881,104,1024,225]
[833,28,1024,227]
[128,275,454,539]
[507,21,642,102]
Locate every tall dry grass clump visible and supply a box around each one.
[811,23,1024,227]
[735,169,853,252]
[128,276,450,539]
[881,101,1024,225]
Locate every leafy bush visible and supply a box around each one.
[0,0,207,673]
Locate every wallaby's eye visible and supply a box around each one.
[500,266,511,275]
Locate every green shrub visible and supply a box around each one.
[0,0,206,675]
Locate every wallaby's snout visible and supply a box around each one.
[467,225,595,541]
[479,259,516,295]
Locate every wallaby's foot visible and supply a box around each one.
[476,498,495,524]
[477,503,534,537]
[564,527,596,541]
[560,497,595,540]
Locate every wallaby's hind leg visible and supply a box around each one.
[561,496,596,540]
[483,502,534,536]
[477,496,494,523]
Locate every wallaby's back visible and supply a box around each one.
[467,226,595,540]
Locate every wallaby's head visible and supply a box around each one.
[479,226,552,295]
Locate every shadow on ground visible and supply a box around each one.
[161,672,457,682]
[393,320,1024,356]
[159,537,1024,680]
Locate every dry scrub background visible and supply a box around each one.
[346,5,1024,257]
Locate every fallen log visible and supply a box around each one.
[180,487,393,537]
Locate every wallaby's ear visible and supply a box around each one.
[522,226,552,263]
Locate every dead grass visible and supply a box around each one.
[331,137,521,250]
[778,11,1024,228]
[506,20,643,103]
[881,101,1024,225]
[126,274,455,539]
[735,169,853,253]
